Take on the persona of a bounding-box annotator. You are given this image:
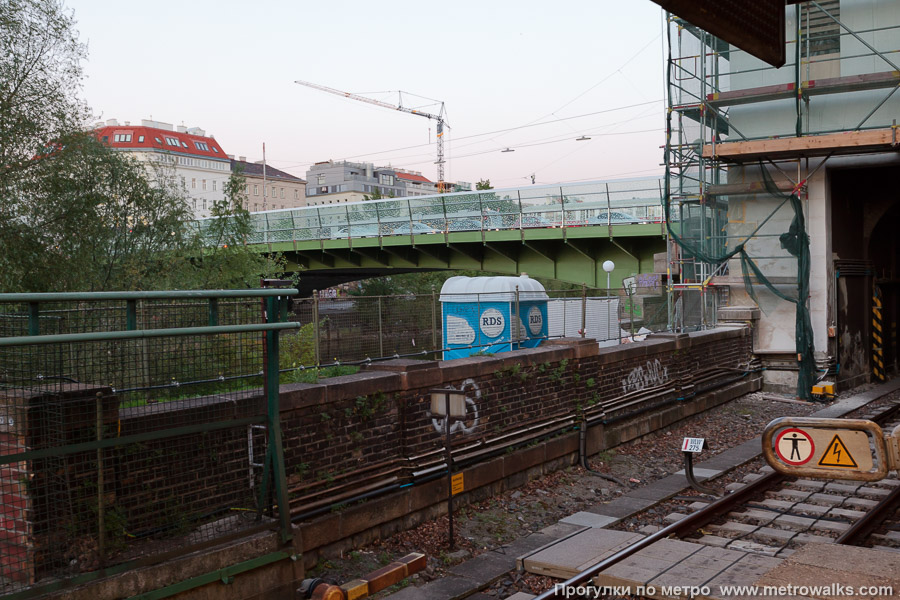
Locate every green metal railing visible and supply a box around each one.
[193,177,668,246]
[0,290,299,599]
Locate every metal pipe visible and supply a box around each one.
[0,322,301,347]
[0,289,298,303]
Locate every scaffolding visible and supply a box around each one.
[664,0,900,396]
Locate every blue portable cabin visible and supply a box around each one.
[440,275,549,360]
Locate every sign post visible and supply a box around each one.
[681,437,715,495]
[431,388,467,550]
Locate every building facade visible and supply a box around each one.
[94,119,231,219]
[667,0,900,393]
[231,157,307,212]
[304,160,471,206]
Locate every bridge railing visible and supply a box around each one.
[0,290,298,596]
[196,177,667,245]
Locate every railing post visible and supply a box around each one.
[514,286,520,349]
[378,296,384,358]
[432,285,438,356]
[581,283,587,338]
[264,295,292,543]
[313,290,320,367]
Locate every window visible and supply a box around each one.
[203,199,207,210]
[212,147,219,153]
[280,188,284,199]
[379,174,394,186]
[194,141,209,151]
[138,135,144,143]
[193,199,197,210]
[245,184,250,194]
[317,174,326,185]
[181,141,188,148]
[202,179,207,191]
[294,189,299,200]
[191,178,196,189]
[254,203,259,211]
[101,136,108,143]
[165,137,180,146]
[253,184,259,196]
[212,180,217,191]
[154,137,162,144]
[113,133,132,142]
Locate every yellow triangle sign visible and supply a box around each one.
[817,434,859,468]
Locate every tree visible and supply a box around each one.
[475,179,493,190]
[184,169,283,290]
[0,0,278,292]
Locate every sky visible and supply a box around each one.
[65,0,667,189]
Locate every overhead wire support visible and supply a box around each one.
[295,79,449,191]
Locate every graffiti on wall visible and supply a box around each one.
[622,359,668,394]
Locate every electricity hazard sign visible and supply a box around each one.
[775,428,815,465]
[763,417,887,482]
[818,434,859,468]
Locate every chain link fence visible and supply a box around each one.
[283,285,670,370]
[0,291,296,597]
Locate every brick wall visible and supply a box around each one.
[8,327,755,590]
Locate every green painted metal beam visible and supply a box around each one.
[0,322,301,347]
[0,289,299,303]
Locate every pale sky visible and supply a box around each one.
[65,1,666,188]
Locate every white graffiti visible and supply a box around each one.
[622,359,668,394]
[431,378,481,435]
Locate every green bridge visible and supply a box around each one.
[196,177,670,293]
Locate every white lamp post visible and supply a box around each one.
[602,260,615,292]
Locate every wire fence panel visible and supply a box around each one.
[0,292,295,596]
[281,287,671,370]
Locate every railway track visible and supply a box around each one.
[657,399,900,556]
[529,387,900,600]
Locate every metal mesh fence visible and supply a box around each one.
[0,291,296,595]
[280,286,670,369]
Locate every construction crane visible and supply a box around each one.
[295,79,448,191]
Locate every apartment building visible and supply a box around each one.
[230,157,307,212]
[304,160,471,206]
[94,119,230,219]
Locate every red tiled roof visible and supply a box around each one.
[95,126,228,160]
[395,172,433,184]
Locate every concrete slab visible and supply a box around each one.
[506,594,536,600]
[586,496,657,518]
[674,468,721,478]
[385,575,475,600]
[449,552,514,583]
[756,543,900,600]
[499,533,558,559]
[515,530,588,571]
[522,529,644,579]
[598,554,678,587]
[706,553,783,599]
[560,512,619,528]
[539,522,587,539]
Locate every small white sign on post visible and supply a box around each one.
[682,437,705,453]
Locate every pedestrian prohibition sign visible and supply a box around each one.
[762,417,889,482]
[775,428,815,465]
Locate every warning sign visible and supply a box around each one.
[451,473,464,496]
[818,434,859,468]
[775,428,815,465]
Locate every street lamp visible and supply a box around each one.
[602,260,615,292]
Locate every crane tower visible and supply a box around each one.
[295,79,448,191]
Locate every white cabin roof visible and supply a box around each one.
[439,275,548,302]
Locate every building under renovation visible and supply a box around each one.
[666,0,899,396]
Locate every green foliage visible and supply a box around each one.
[475,179,493,190]
[286,364,359,384]
[0,3,277,292]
